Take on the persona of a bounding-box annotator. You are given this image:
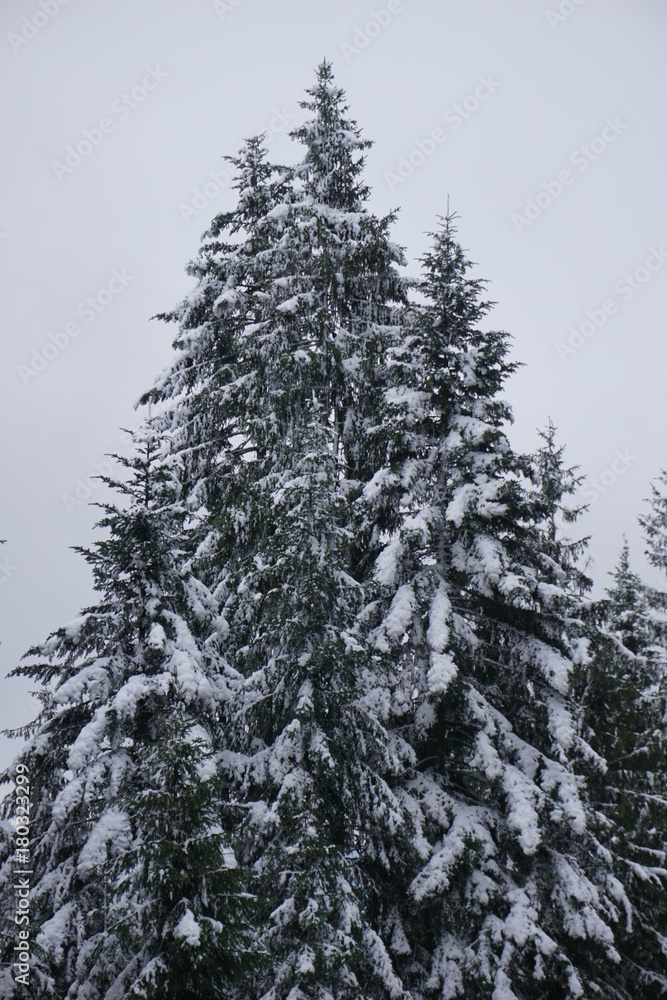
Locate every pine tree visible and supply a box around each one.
[0,428,249,998]
[205,63,414,998]
[583,540,667,995]
[133,62,416,997]
[3,61,666,1000]
[531,418,591,601]
[350,215,634,997]
[642,471,667,581]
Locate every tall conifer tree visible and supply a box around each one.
[582,540,667,996]
[352,217,632,997]
[0,429,249,998]
[2,63,666,1000]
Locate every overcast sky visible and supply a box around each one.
[1,0,666,771]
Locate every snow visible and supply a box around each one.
[553,857,618,957]
[541,760,586,835]
[546,695,575,753]
[492,970,519,1000]
[373,584,415,650]
[410,804,496,901]
[77,808,131,873]
[373,536,403,587]
[427,652,458,695]
[147,622,166,650]
[54,660,111,706]
[446,479,507,529]
[528,639,572,695]
[384,386,428,424]
[36,902,76,966]
[296,680,314,713]
[470,536,504,587]
[266,202,291,221]
[502,765,541,855]
[112,672,172,720]
[445,484,477,528]
[362,467,398,502]
[276,295,302,313]
[427,583,452,653]
[383,585,414,641]
[67,708,109,772]
[469,731,503,782]
[173,907,202,947]
[425,936,466,998]
[362,929,404,999]
[64,615,91,639]
[213,288,238,311]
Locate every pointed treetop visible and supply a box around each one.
[640,469,667,574]
[535,417,587,523]
[291,59,372,209]
[420,211,489,309]
[615,535,632,577]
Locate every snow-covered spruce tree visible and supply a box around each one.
[641,471,667,583]
[640,470,667,686]
[136,62,417,997]
[0,428,250,999]
[530,419,591,601]
[582,541,667,995]
[528,431,666,993]
[141,133,291,525]
[350,215,634,997]
[142,60,406,539]
[209,65,415,998]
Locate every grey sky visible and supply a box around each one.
[1,0,666,771]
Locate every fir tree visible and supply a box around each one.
[3,61,666,1000]
[583,541,667,996]
[138,59,412,998]
[531,418,591,601]
[0,428,249,998]
[352,215,633,997]
[641,470,667,580]
[206,63,414,998]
